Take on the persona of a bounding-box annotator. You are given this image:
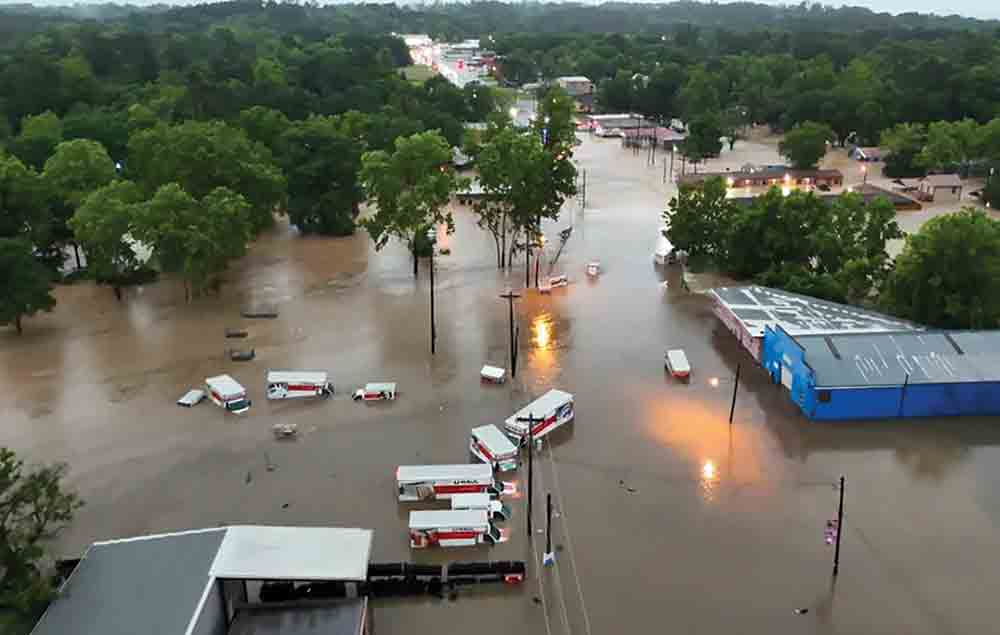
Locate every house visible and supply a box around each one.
[31,525,374,635]
[726,183,921,212]
[762,326,1000,420]
[916,173,963,202]
[709,286,917,362]
[677,166,844,189]
[555,76,593,97]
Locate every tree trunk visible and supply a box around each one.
[15,314,22,334]
[184,280,191,304]
[500,214,507,269]
[113,285,122,302]
[413,246,419,278]
[73,243,82,270]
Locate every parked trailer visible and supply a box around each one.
[353,382,397,402]
[408,509,501,548]
[451,492,511,522]
[397,464,500,501]
[503,389,574,442]
[665,349,691,379]
[266,370,333,400]
[480,365,506,384]
[205,374,251,414]
[470,424,519,472]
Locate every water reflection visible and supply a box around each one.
[533,314,552,350]
[700,459,720,503]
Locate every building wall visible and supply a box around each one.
[764,325,1000,421]
[713,297,762,361]
[190,580,227,635]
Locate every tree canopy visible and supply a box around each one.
[0,238,56,333]
[779,122,834,170]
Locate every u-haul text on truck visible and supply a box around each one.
[503,389,574,442]
[408,509,501,548]
[265,370,333,400]
[396,464,502,501]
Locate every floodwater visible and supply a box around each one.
[4,134,1000,635]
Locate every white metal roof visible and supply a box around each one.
[364,382,396,392]
[205,374,245,397]
[505,389,573,429]
[209,526,372,582]
[409,509,489,529]
[450,493,492,509]
[471,424,517,454]
[397,463,493,483]
[266,370,329,385]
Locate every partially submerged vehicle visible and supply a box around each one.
[503,389,575,442]
[408,509,501,548]
[266,370,333,400]
[480,365,506,385]
[665,349,691,379]
[470,424,519,472]
[205,375,251,414]
[353,382,397,402]
[176,389,205,407]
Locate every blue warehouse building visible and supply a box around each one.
[762,327,1000,421]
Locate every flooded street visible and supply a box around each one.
[3,134,1000,635]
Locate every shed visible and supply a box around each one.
[917,174,963,202]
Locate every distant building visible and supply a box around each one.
[710,286,917,362]
[31,525,374,635]
[763,326,1000,420]
[677,166,844,189]
[555,76,594,112]
[850,146,883,162]
[916,173,963,202]
[727,183,921,211]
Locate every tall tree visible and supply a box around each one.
[0,238,57,334]
[360,131,463,276]
[280,115,364,236]
[680,112,723,170]
[534,87,577,152]
[0,152,49,243]
[779,121,833,169]
[69,180,144,300]
[664,177,734,261]
[0,447,82,623]
[882,208,1000,329]
[880,123,927,178]
[12,112,62,170]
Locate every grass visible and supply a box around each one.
[401,64,435,84]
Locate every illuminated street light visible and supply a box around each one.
[509,107,518,121]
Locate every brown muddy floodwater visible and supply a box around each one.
[3,136,1000,635]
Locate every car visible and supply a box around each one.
[177,389,205,407]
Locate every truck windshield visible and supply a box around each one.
[227,399,249,412]
[488,524,502,541]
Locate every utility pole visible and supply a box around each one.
[499,290,521,379]
[833,475,845,576]
[517,412,543,537]
[543,492,555,566]
[728,363,741,425]
[429,237,436,355]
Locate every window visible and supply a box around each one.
[818,390,832,403]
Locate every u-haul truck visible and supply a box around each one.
[205,374,251,414]
[470,424,519,472]
[266,370,334,400]
[503,389,574,442]
[408,509,501,548]
[396,464,502,501]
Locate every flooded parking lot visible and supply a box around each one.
[3,134,1000,635]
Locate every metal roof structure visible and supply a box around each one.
[30,526,373,635]
[409,509,490,529]
[396,463,494,483]
[711,286,917,339]
[795,330,1000,388]
[210,526,373,582]
[229,601,367,635]
[31,528,226,635]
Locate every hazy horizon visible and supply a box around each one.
[1,0,998,22]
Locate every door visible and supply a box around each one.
[780,365,793,390]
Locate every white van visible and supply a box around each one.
[396,464,501,501]
[470,424,519,472]
[205,375,251,414]
[451,492,511,522]
[266,370,333,400]
[408,509,501,548]
[665,349,691,378]
[353,382,397,402]
[654,227,676,265]
[503,389,574,442]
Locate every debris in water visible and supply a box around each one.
[245,471,252,484]
[794,608,809,615]
[532,597,542,605]
[281,503,290,509]
[265,452,276,472]
[626,487,637,493]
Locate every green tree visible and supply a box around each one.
[664,177,734,261]
[880,123,927,178]
[360,131,463,276]
[43,139,117,270]
[69,180,144,299]
[12,112,62,170]
[0,152,49,243]
[882,208,1000,329]
[238,106,290,155]
[127,120,286,232]
[62,106,129,161]
[680,112,723,170]
[280,115,363,236]
[534,87,577,152]
[0,447,82,625]
[132,183,253,301]
[779,121,833,169]
[0,238,56,334]
[470,123,577,268]
[677,66,721,122]
[917,119,980,172]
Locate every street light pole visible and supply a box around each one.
[499,290,521,378]
[430,243,436,355]
[516,412,543,537]
[833,475,845,576]
[728,363,741,425]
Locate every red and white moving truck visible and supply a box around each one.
[396,464,501,501]
[470,424,519,472]
[451,492,511,522]
[503,389,574,442]
[266,370,333,400]
[408,509,501,548]
[205,374,251,414]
